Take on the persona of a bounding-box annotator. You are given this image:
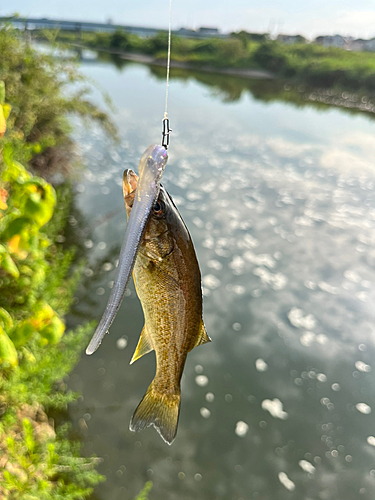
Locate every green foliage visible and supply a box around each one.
[253,42,292,74]
[134,482,153,500]
[0,25,116,172]
[58,27,375,93]
[0,78,104,498]
[231,30,269,43]
[0,416,104,499]
[109,29,130,51]
[1,322,95,411]
[0,158,65,356]
[0,325,18,367]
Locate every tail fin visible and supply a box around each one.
[129,383,180,445]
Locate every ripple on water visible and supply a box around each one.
[278,472,295,491]
[299,460,316,474]
[261,398,288,420]
[288,308,317,329]
[243,251,276,269]
[356,403,371,414]
[205,392,215,402]
[195,375,209,387]
[200,407,211,419]
[116,337,128,350]
[253,267,287,290]
[207,260,223,270]
[261,399,288,420]
[202,274,221,290]
[235,421,249,437]
[255,359,268,372]
[229,255,246,275]
[355,361,371,372]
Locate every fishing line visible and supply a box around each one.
[162,0,173,149]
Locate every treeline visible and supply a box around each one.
[54,29,375,93]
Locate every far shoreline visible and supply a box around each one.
[74,44,275,80]
[69,43,375,118]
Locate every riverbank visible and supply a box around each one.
[86,46,375,119]
[87,46,274,79]
[51,30,375,95]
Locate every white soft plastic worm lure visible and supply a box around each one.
[86,145,168,355]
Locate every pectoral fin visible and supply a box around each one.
[190,321,211,351]
[130,325,153,364]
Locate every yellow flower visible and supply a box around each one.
[0,105,6,137]
[0,188,8,211]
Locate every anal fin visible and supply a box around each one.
[190,321,211,351]
[130,325,153,364]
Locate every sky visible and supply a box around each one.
[3,0,375,40]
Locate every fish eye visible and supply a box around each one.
[153,200,165,216]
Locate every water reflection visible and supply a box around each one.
[95,51,375,120]
[66,59,375,500]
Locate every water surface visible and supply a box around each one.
[66,57,375,500]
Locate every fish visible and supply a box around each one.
[123,169,211,445]
[86,145,168,356]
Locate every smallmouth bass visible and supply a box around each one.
[124,169,211,445]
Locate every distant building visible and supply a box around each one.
[314,35,347,48]
[231,30,268,42]
[177,27,197,37]
[350,38,366,51]
[277,34,306,44]
[364,38,375,51]
[197,27,219,36]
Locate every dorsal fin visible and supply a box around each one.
[190,321,211,351]
[130,325,154,364]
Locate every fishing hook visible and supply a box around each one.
[162,117,172,150]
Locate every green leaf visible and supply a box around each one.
[0,80,5,104]
[23,182,56,227]
[3,103,11,120]
[3,217,31,240]
[0,307,13,332]
[0,105,5,137]
[9,321,36,348]
[19,347,36,364]
[0,325,18,367]
[39,316,65,344]
[0,245,20,278]
[23,418,36,454]
[134,482,153,500]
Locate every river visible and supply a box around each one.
[65,54,375,500]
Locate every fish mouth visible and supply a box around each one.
[123,169,138,197]
[123,169,138,211]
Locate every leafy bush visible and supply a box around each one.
[0,28,153,498]
[0,57,104,496]
[0,416,104,499]
[0,25,116,174]
[109,29,130,51]
[253,42,292,74]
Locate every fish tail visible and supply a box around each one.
[129,382,180,445]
